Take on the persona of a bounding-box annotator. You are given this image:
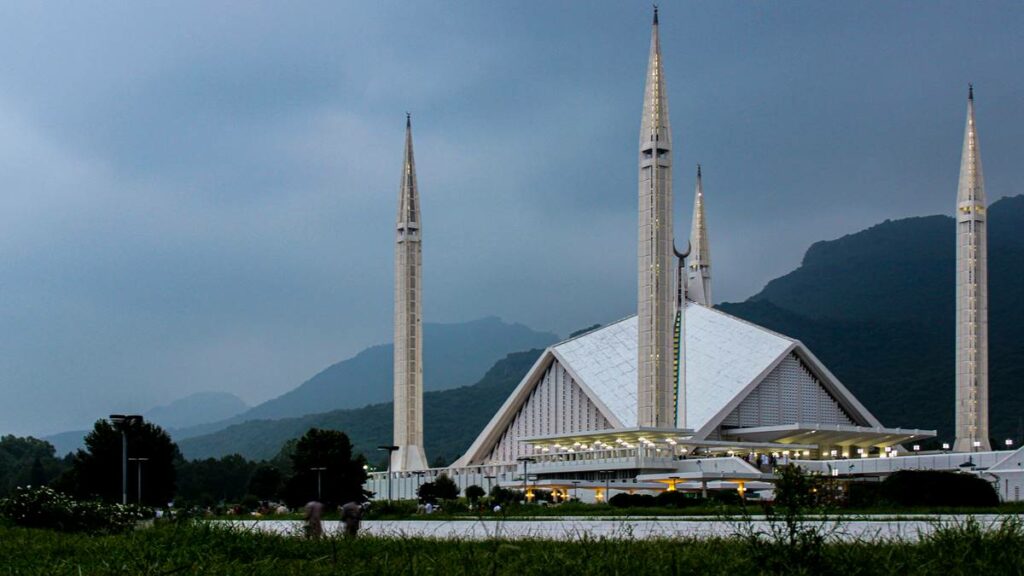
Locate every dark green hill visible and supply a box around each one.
[173,317,555,440]
[723,194,1024,443]
[177,349,542,464]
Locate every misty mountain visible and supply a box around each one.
[172,317,555,440]
[43,391,249,456]
[145,391,248,430]
[721,194,1024,442]
[177,349,543,464]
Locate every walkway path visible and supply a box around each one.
[222,514,1017,541]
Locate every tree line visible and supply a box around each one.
[0,421,368,511]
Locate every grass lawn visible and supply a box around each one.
[3,517,1024,575]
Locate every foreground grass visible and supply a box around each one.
[3,519,1024,575]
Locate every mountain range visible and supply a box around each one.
[45,317,556,455]
[177,349,543,464]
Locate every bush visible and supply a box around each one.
[654,490,697,508]
[433,474,459,500]
[880,470,999,507]
[464,485,485,503]
[609,493,654,508]
[0,486,149,533]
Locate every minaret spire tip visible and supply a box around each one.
[696,163,702,178]
[653,5,659,25]
[968,83,974,101]
[406,112,411,128]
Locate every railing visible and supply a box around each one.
[794,450,1012,476]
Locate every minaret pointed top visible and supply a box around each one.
[687,165,711,306]
[398,114,419,227]
[957,85,984,206]
[640,4,670,150]
[690,167,709,268]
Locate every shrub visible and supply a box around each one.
[654,490,695,508]
[464,485,485,503]
[880,470,999,507]
[433,474,459,500]
[0,486,149,533]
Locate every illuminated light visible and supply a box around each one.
[1006,439,1014,447]
[913,445,921,452]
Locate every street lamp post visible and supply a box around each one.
[128,457,149,504]
[598,470,612,503]
[377,445,399,502]
[484,475,496,494]
[571,480,580,501]
[311,467,327,501]
[109,414,143,506]
[517,456,535,503]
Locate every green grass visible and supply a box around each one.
[3,518,1024,575]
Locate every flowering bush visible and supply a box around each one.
[0,486,150,533]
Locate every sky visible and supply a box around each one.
[1,1,1022,437]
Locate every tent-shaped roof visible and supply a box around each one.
[555,304,801,429]
[456,304,882,466]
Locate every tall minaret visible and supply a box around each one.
[687,165,712,307]
[393,114,428,471]
[637,7,676,429]
[954,86,990,453]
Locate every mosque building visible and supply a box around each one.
[367,9,1021,502]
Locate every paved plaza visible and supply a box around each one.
[223,515,1017,542]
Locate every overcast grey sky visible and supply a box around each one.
[1,2,1022,436]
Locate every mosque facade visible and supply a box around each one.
[368,9,1018,502]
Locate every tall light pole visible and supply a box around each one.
[311,467,327,501]
[378,445,399,502]
[517,456,535,503]
[129,457,149,504]
[109,414,143,505]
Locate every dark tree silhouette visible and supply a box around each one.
[281,428,366,508]
[247,465,284,501]
[57,419,180,507]
[0,435,67,497]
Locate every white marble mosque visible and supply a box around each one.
[367,8,1024,503]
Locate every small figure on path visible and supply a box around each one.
[340,501,368,538]
[303,501,324,539]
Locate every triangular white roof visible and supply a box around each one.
[456,304,881,466]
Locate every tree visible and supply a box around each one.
[464,484,485,503]
[281,428,366,508]
[0,435,67,497]
[417,481,436,504]
[176,454,257,505]
[247,465,284,501]
[433,474,459,500]
[57,419,180,507]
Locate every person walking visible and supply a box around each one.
[340,501,368,538]
[303,501,324,539]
